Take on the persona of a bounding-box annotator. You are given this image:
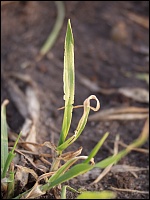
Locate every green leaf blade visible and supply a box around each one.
[61,185,79,199]
[7,171,15,199]
[95,118,149,169]
[76,191,116,199]
[48,157,79,183]
[50,163,93,188]
[1,100,9,176]
[95,150,127,169]
[2,131,22,178]
[57,107,90,151]
[58,19,75,146]
[83,132,109,164]
[57,95,100,152]
[42,163,93,191]
[2,152,15,178]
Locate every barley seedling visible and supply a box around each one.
[1,19,148,199]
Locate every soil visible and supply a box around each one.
[1,1,149,199]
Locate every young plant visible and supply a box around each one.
[1,100,21,199]
[2,19,149,199]
[21,19,115,199]
[21,19,149,199]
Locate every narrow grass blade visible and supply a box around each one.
[57,105,90,151]
[58,19,74,146]
[2,152,15,178]
[40,1,65,56]
[95,151,127,169]
[95,118,149,168]
[83,132,109,164]
[61,185,80,199]
[7,171,15,199]
[1,100,9,176]
[76,191,116,199]
[2,132,22,178]
[46,155,89,189]
[61,185,67,199]
[57,135,76,151]
[48,157,79,183]
[57,95,100,151]
[42,163,93,191]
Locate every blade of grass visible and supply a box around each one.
[95,150,127,169]
[48,157,80,183]
[47,152,122,190]
[48,155,89,184]
[83,132,109,164]
[42,163,93,191]
[57,95,100,151]
[7,171,15,199]
[76,191,116,199]
[2,131,22,178]
[61,185,80,199]
[58,19,74,146]
[1,100,9,176]
[40,1,65,57]
[95,117,149,168]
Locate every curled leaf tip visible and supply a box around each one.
[2,99,9,107]
[84,95,100,111]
